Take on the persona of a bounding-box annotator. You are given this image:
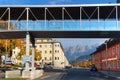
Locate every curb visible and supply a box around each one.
[99,71,120,79]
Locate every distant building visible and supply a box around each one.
[91,38,120,71]
[35,38,69,69]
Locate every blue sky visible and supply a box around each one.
[0,0,116,5]
[56,38,108,48]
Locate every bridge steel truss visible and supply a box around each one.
[0,4,120,70]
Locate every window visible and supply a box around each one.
[55,50,59,53]
[55,57,57,60]
[54,44,59,47]
[50,45,52,48]
[112,47,115,54]
[55,57,59,60]
[55,45,57,47]
[44,57,47,60]
[40,45,42,48]
[45,50,47,53]
[50,51,52,53]
[116,45,119,56]
[55,50,56,53]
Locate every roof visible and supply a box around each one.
[91,38,120,55]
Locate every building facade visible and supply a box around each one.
[35,38,69,69]
[91,38,120,71]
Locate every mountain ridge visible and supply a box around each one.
[64,43,99,62]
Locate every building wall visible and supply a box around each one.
[35,38,69,68]
[91,39,120,71]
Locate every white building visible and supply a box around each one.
[11,47,21,64]
[35,38,69,69]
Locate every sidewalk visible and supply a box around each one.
[99,70,120,79]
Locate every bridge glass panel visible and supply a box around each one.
[5,20,119,31]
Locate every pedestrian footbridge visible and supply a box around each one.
[0,4,120,38]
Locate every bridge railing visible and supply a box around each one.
[0,20,119,31]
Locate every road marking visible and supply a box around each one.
[41,75,50,79]
[55,72,61,74]
[55,72,67,75]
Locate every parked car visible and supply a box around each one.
[65,65,72,69]
[90,65,98,71]
[4,60,13,65]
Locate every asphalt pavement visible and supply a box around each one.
[39,68,120,80]
[1,67,120,80]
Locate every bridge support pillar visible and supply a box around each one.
[25,32,35,71]
[31,46,35,71]
[30,35,35,71]
[25,32,30,70]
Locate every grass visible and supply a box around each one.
[0,78,27,80]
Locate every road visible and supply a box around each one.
[39,68,120,80]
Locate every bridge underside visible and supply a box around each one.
[0,31,120,39]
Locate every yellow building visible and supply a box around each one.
[35,38,69,69]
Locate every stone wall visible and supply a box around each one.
[22,70,44,79]
[5,70,21,78]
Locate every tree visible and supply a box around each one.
[16,43,26,60]
[17,45,41,61]
[31,48,41,61]
[30,48,41,61]
[0,43,6,65]
[8,40,16,57]
[0,39,21,58]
